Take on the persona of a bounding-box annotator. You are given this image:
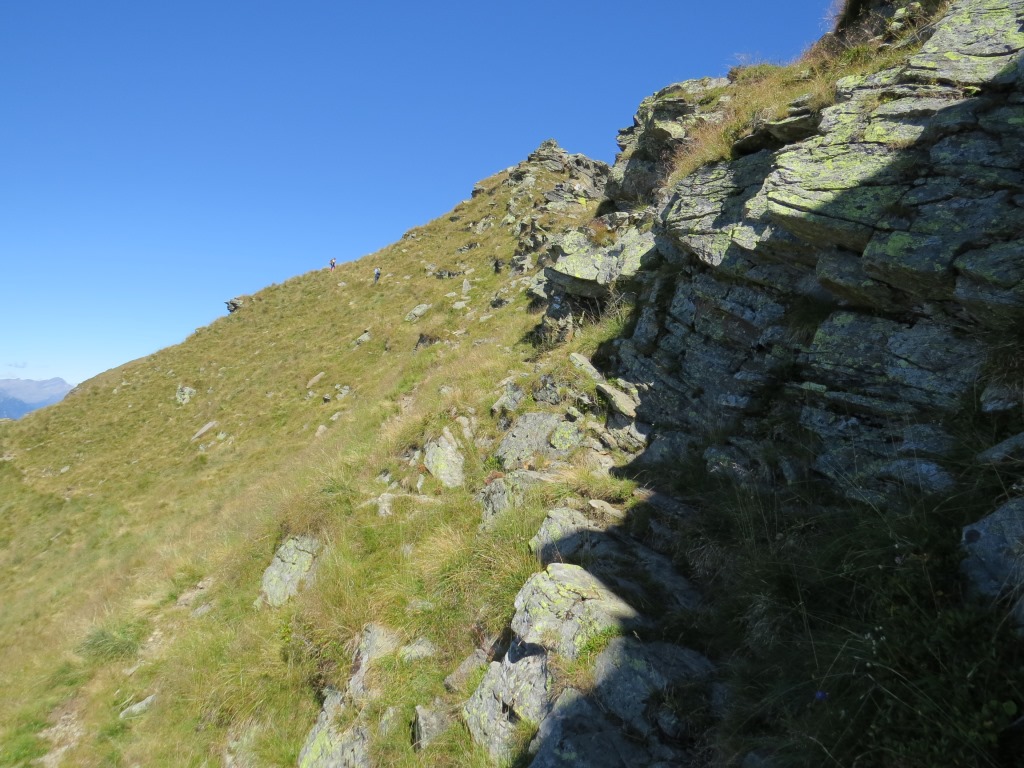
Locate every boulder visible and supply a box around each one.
[444,649,489,692]
[404,303,432,322]
[495,412,581,469]
[297,687,370,768]
[593,637,714,738]
[490,381,525,415]
[413,703,453,751]
[511,564,642,660]
[569,352,604,382]
[529,507,701,612]
[399,638,437,662]
[528,687,654,768]
[463,640,553,761]
[962,498,1024,626]
[596,381,638,418]
[254,535,321,608]
[423,428,465,488]
[544,227,656,298]
[190,420,218,442]
[119,694,156,719]
[477,469,547,527]
[175,385,196,405]
[347,623,400,702]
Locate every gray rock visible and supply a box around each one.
[119,694,156,719]
[399,638,437,662]
[190,420,218,442]
[905,0,1024,86]
[978,432,1024,464]
[594,637,714,738]
[491,381,525,415]
[175,385,196,405]
[298,695,369,768]
[528,687,653,768]
[596,382,638,418]
[530,507,701,612]
[413,703,452,751]
[347,623,400,703]
[962,498,1024,624]
[568,352,604,382]
[545,227,657,298]
[533,374,561,405]
[404,303,432,322]
[423,428,465,488]
[495,412,576,469]
[872,458,956,495]
[354,329,370,346]
[254,535,321,608]
[981,382,1021,414]
[444,649,488,692]
[605,413,651,454]
[897,424,957,459]
[606,77,731,206]
[463,641,553,761]
[477,469,547,527]
[511,564,642,660]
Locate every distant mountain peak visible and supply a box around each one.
[0,377,72,418]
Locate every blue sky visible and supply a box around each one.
[1,1,835,385]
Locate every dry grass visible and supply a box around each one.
[0,154,602,765]
[669,2,949,183]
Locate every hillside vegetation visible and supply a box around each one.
[0,153,607,765]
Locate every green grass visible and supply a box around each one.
[0,156,601,765]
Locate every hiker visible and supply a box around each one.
[329,258,336,272]
[374,267,381,284]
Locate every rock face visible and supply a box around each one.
[254,535,321,608]
[487,3,1024,762]
[521,0,1022,510]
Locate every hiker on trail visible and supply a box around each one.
[374,267,381,284]
[329,258,336,272]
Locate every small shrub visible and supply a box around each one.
[78,617,149,662]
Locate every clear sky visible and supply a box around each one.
[1,0,836,385]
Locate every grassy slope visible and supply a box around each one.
[0,160,607,765]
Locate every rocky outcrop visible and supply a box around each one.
[606,77,731,206]
[544,222,657,299]
[529,0,1024,509]
[494,412,583,469]
[495,6,1024,761]
[297,624,400,768]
